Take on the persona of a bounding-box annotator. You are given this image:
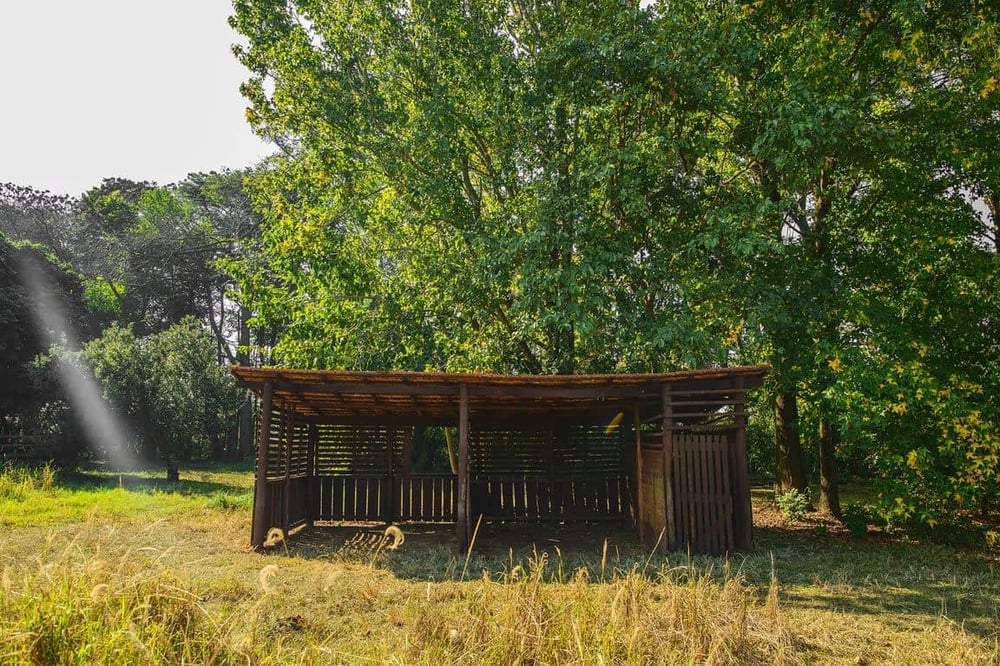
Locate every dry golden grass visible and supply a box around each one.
[0,465,996,665]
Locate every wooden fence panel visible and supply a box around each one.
[670,434,733,555]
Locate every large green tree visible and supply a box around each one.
[80,318,241,480]
[689,0,1000,516]
[230,0,729,373]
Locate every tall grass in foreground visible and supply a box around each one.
[397,553,793,665]
[0,539,258,664]
[0,534,796,665]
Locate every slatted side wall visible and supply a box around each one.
[305,424,626,524]
[396,475,456,521]
[638,445,665,543]
[313,424,404,475]
[469,426,626,521]
[670,433,734,556]
[312,424,408,522]
[260,406,311,533]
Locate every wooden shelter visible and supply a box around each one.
[231,365,768,556]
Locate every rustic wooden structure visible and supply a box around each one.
[232,366,768,556]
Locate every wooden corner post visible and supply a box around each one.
[662,385,675,552]
[307,422,318,527]
[733,377,753,549]
[251,381,273,548]
[456,383,470,551]
[632,405,644,543]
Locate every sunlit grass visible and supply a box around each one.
[1,463,997,664]
[0,462,254,527]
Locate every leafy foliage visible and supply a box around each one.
[79,318,241,479]
[775,488,810,523]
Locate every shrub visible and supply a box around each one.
[775,488,810,522]
[840,503,871,538]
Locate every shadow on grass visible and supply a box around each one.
[275,516,1000,642]
[57,465,252,498]
[747,523,1000,641]
[279,520,702,584]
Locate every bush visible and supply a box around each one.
[840,503,871,538]
[775,488,810,522]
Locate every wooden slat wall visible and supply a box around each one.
[396,475,456,521]
[313,424,404,475]
[302,423,627,524]
[468,425,626,521]
[670,433,734,556]
[264,477,310,533]
[638,445,666,543]
[256,405,311,535]
[312,474,458,522]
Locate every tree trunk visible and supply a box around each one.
[818,418,841,517]
[236,305,254,461]
[774,390,807,493]
[166,457,180,482]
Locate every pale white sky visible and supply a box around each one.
[0,1,273,197]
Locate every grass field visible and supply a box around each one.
[1,463,997,664]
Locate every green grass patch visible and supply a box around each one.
[0,462,254,527]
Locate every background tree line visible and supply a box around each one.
[1,0,996,538]
[0,173,270,477]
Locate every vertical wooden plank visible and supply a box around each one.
[400,476,410,521]
[706,436,718,554]
[283,412,294,533]
[251,382,273,548]
[718,435,732,554]
[662,386,675,550]
[547,426,557,524]
[716,436,731,555]
[345,477,357,520]
[457,384,470,550]
[446,475,453,520]
[307,423,317,527]
[686,437,697,551]
[697,434,709,553]
[682,438,693,549]
[675,437,685,548]
[526,477,538,520]
[703,437,716,554]
[320,476,331,520]
[327,476,338,520]
[632,406,644,541]
[733,378,752,549]
[429,476,437,521]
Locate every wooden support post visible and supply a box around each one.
[456,384,470,550]
[386,426,395,523]
[662,385,675,551]
[251,381,273,548]
[733,377,753,549]
[547,425,556,526]
[632,405,644,543]
[307,423,317,527]
[399,427,412,523]
[283,411,293,535]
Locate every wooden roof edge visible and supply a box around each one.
[230,364,770,391]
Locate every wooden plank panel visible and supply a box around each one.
[708,437,720,554]
[694,435,707,553]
